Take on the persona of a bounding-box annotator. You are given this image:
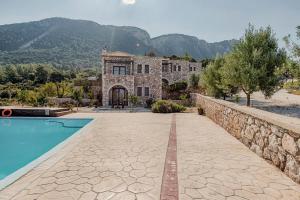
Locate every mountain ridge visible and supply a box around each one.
[0,17,237,67]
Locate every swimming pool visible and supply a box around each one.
[0,117,92,189]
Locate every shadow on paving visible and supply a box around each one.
[232,97,300,118]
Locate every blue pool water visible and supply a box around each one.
[0,118,92,180]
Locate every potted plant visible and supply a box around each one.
[197,106,205,115]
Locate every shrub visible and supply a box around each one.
[61,102,75,110]
[0,89,17,99]
[197,106,205,115]
[37,93,48,106]
[283,81,300,90]
[145,98,155,108]
[129,95,139,107]
[151,100,186,113]
[189,74,200,89]
[179,94,188,100]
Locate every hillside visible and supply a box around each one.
[0,18,237,67]
[151,34,236,59]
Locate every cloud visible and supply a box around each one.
[122,0,136,5]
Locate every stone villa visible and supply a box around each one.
[101,50,202,107]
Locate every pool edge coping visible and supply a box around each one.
[0,117,96,194]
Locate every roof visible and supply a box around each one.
[102,51,134,57]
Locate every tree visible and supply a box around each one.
[283,26,300,83]
[26,91,38,106]
[72,88,83,111]
[222,25,286,106]
[128,95,139,111]
[278,59,300,83]
[201,58,214,69]
[17,90,28,106]
[36,92,48,106]
[201,57,230,99]
[0,69,5,84]
[50,71,64,83]
[4,66,19,83]
[183,53,192,61]
[39,82,57,97]
[189,74,200,89]
[35,66,49,84]
[201,56,239,100]
[50,71,65,97]
[284,26,300,59]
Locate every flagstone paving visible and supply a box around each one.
[0,113,300,200]
[0,113,171,200]
[177,114,300,200]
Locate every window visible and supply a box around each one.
[189,67,192,71]
[178,65,181,71]
[162,64,168,72]
[113,66,126,75]
[173,65,176,71]
[194,67,196,71]
[145,65,150,74]
[137,87,142,96]
[144,87,150,97]
[137,64,142,73]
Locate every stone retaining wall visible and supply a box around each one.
[191,93,300,183]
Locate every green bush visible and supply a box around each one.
[283,81,300,90]
[145,98,155,108]
[179,94,188,100]
[151,100,186,113]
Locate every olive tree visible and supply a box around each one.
[222,25,286,106]
[201,56,237,99]
[283,26,300,83]
[50,71,65,97]
[72,88,83,111]
[189,73,200,89]
[35,66,49,84]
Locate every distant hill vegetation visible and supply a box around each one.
[0,17,237,67]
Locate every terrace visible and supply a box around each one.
[0,111,299,200]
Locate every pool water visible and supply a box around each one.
[0,118,92,181]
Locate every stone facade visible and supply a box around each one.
[162,59,202,85]
[191,93,300,183]
[102,51,202,107]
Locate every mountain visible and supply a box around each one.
[0,17,237,67]
[151,34,236,59]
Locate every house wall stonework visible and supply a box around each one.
[191,93,300,184]
[101,51,203,107]
[162,60,202,84]
[134,56,162,102]
[102,76,134,106]
[102,54,135,107]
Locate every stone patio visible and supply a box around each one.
[0,113,300,200]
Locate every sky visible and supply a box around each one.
[0,0,299,43]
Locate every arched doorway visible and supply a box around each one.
[109,85,128,108]
[162,78,169,86]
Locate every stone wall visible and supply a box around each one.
[102,55,134,107]
[134,56,163,102]
[191,93,300,183]
[162,60,202,84]
[48,97,92,107]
